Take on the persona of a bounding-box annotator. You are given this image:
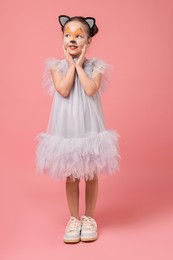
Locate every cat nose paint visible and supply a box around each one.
[70,40,77,44]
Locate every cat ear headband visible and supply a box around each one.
[58,15,96,30]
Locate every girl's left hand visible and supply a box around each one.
[76,44,87,67]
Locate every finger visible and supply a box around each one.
[82,45,86,56]
[65,47,71,60]
[62,45,67,57]
[83,44,87,53]
[66,47,70,57]
[62,44,66,52]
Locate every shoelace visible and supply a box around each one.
[67,218,80,231]
[81,217,96,230]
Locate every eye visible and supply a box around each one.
[76,35,83,39]
[64,34,71,38]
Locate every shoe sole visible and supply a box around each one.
[81,235,98,242]
[64,238,81,244]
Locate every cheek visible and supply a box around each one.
[76,38,87,46]
[63,37,70,46]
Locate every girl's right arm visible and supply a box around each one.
[50,46,75,97]
[50,65,75,97]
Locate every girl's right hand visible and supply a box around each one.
[63,45,75,67]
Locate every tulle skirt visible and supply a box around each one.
[35,129,121,181]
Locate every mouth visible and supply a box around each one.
[68,45,78,50]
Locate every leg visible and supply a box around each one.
[66,176,80,220]
[85,176,99,217]
[80,176,98,242]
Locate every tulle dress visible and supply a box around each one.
[35,56,121,181]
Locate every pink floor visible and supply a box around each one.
[1,148,173,260]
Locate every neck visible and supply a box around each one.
[72,54,80,59]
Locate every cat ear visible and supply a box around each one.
[58,15,70,27]
[84,17,95,29]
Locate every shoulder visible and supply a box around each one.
[85,57,106,65]
[43,57,68,74]
[84,57,111,74]
[43,57,66,67]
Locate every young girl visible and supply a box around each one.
[35,15,121,243]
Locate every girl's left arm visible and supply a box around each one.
[76,44,102,96]
[76,65,102,96]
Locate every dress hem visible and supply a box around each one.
[34,130,121,181]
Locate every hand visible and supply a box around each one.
[76,44,87,68]
[63,45,75,67]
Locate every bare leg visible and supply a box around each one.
[66,176,80,219]
[85,176,99,217]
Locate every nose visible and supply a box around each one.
[70,40,76,44]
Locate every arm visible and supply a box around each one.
[50,64,75,97]
[75,44,102,96]
[76,65,102,96]
[50,46,76,98]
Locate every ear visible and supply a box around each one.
[84,17,95,29]
[58,15,70,27]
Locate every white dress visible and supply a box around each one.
[35,56,121,181]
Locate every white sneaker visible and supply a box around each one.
[63,216,81,243]
[80,216,98,241]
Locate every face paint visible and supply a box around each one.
[63,24,89,47]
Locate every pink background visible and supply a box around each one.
[1,0,173,259]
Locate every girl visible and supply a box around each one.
[35,15,121,243]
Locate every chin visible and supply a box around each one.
[69,50,82,57]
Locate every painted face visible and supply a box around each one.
[63,21,90,57]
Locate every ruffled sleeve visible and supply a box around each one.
[89,57,113,93]
[42,57,66,97]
